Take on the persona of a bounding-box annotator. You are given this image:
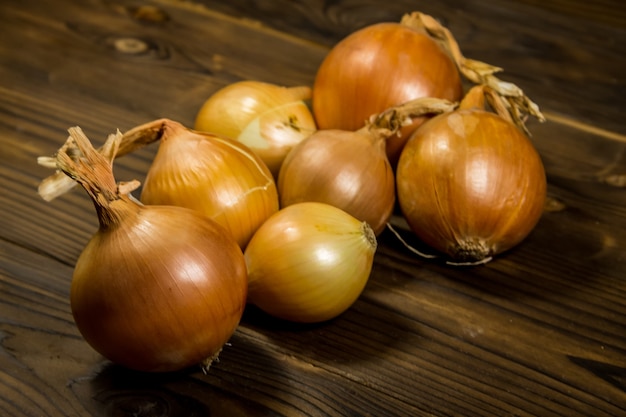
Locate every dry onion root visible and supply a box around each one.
[38,127,248,372]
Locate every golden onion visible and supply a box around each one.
[312,12,462,164]
[244,202,377,323]
[396,91,547,263]
[139,119,279,249]
[39,127,247,372]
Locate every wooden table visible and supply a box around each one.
[1,0,625,415]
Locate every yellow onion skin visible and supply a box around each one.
[277,128,394,236]
[396,109,547,262]
[140,120,279,249]
[312,21,462,164]
[244,202,377,323]
[72,204,248,372]
[194,81,317,177]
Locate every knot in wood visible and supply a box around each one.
[113,37,149,55]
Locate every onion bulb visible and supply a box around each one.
[194,81,317,177]
[244,202,377,323]
[278,98,456,235]
[396,86,547,263]
[312,12,463,164]
[39,127,247,372]
[138,119,279,249]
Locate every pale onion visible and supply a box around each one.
[396,86,547,263]
[138,119,279,249]
[312,12,463,164]
[278,98,456,236]
[194,81,317,177]
[244,202,377,323]
[39,127,247,373]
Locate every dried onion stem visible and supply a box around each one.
[38,119,168,201]
[365,97,458,140]
[401,12,545,135]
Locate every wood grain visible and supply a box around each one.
[0,0,625,416]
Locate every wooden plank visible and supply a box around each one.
[0,0,624,416]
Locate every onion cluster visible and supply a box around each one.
[37,9,549,373]
[278,98,456,236]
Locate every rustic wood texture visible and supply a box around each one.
[0,0,625,416]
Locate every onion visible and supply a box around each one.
[38,119,279,249]
[278,98,456,235]
[244,202,377,323]
[139,120,279,249]
[312,12,463,164]
[396,86,547,263]
[140,119,279,249]
[39,127,247,372]
[194,81,317,177]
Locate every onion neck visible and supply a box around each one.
[365,97,457,143]
[458,85,487,111]
[285,85,312,101]
[458,85,537,137]
[53,126,142,230]
[399,12,430,35]
[92,191,141,230]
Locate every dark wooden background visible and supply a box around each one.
[1,0,625,416]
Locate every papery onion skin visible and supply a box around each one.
[312,21,462,164]
[140,120,279,249]
[396,109,547,262]
[194,81,317,177]
[277,129,394,236]
[72,204,248,372]
[244,202,377,323]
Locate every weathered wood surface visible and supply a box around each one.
[0,0,625,416]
